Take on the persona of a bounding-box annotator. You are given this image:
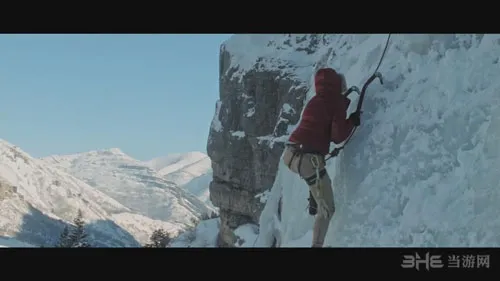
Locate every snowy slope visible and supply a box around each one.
[181,171,213,206]
[147,152,206,172]
[147,152,212,186]
[43,149,215,229]
[170,217,220,247]
[0,236,34,247]
[219,34,500,247]
[0,139,180,247]
[110,212,183,243]
[147,152,213,205]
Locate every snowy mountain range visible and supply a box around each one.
[0,138,214,247]
[147,152,214,206]
[43,148,215,222]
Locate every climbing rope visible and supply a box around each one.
[374,34,392,73]
[325,34,392,162]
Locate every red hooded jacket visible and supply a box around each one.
[288,68,355,156]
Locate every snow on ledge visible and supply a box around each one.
[245,107,255,118]
[234,223,259,247]
[222,34,335,83]
[210,100,223,133]
[230,130,246,139]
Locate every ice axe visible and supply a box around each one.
[356,72,383,114]
[325,71,384,161]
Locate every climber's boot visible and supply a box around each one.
[308,191,317,215]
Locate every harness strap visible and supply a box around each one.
[287,143,310,179]
[310,155,321,181]
[287,145,325,216]
[287,150,297,169]
[310,155,330,217]
[304,168,327,186]
[297,154,304,178]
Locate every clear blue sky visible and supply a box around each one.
[0,34,232,161]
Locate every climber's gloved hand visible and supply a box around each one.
[349,111,361,126]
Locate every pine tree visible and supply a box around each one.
[68,209,91,248]
[56,226,72,247]
[144,229,171,248]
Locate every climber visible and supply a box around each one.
[282,67,360,248]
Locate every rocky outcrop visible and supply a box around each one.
[0,178,16,201]
[207,34,334,247]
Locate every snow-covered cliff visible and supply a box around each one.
[210,34,500,247]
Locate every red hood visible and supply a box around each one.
[314,68,343,97]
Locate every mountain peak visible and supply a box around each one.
[82,147,135,161]
[0,138,33,164]
[0,138,20,150]
[102,148,125,155]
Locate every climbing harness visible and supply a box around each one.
[310,155,321,184]
[308,155,322,216]
[285,143,323,215]
[325,34,392,162]
[286,143,326,183]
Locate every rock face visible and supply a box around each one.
[0,178,16,201]
[207,34,336,246]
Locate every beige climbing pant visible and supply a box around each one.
[282,145,335,248]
